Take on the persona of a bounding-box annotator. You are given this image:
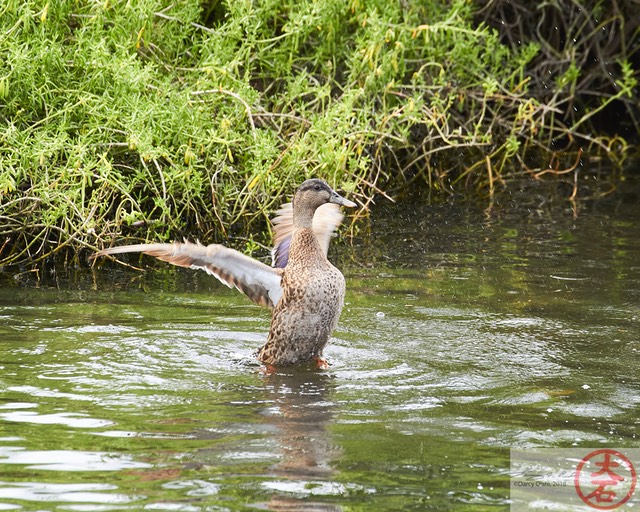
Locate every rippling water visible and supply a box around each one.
[1,192,639,510]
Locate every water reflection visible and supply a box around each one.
[259,368,342,511]
[0,446,150,472]
[0,409,113,429]
[0,482,134,506]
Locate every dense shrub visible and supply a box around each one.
[0,0,636,266]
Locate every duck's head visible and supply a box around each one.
[293,178,357,211]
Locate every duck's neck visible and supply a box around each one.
[292,205,316,230]
[289,204,324,265]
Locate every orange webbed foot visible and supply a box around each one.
[259,363,278,374]
[313,356,330,369]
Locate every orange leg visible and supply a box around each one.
[313,355,330,369]
[259,363,278,374]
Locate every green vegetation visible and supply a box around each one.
[0,0,637,266]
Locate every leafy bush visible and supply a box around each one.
[0,0,636,266]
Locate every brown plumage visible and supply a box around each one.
[91,178,356,367]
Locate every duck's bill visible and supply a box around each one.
[330,191,357,208]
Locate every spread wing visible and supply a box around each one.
[271,202,344,268]
[92,242,283,308]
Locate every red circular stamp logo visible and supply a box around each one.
[574,449,637,510]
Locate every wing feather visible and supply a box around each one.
[92,242,283,308]
[271,202,344,268]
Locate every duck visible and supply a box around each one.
[92,178,357,368]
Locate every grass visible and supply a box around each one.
[0,0,637,267]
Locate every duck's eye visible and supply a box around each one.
[314,185,321,191]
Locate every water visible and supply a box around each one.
[1,190,639,511]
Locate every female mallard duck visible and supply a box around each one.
[92,178,356,367]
